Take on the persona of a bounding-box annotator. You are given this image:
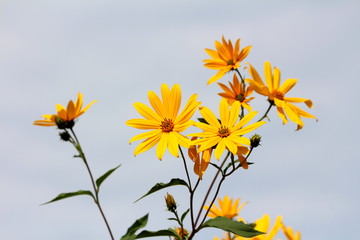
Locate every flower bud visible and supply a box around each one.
[165,193,177,212]
[59,131,71,142]
[175,227,189,239]
[250,134,262,148]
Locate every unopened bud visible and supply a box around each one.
[250,134,262,148]
[59,131,71,141]
[175,227,189,239]
[165,193,177,212]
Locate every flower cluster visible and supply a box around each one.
[33,36,314,240]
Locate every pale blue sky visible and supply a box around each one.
[1,0,359,239]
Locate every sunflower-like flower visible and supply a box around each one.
[126,84,201,160]
[188,137,212,179]
[33,92,97,128]
[204,195,247,219]
[189,99,265,160]
[246,61,316,130]
[235,214,283,240]
[281,222,301,240]
[203,36,251,85]
[218,74,254,111]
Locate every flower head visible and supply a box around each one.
[218,74,254,111]
[126,84,201,160]
[190,99,265,160]
[204,36,251,85]
[204,195,247,219]
[188,137,212,179]
[235,214,283,240]
[33,92,97,128]
[246,61,316,130]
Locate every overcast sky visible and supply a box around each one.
[1,0,359,239]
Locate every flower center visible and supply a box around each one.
[236,94,245,102]
[218,126,230,138]
[160,118,174,133]
[271,89,284,100]
[227,59,234,66]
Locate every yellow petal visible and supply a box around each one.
[199,106,221,128]
[129,129,162,143]
[219,98,229,126]
[133,102,162,122]
[279,78,298,94]
[133,133,162,156]
[264,61,273,91]
[148,90,166,119]
[156,133,168,160]
[214,138,226,160]
[231,111,257,132]
[126,118,160,130]
[167,132,179,157]
[207,69,228,85]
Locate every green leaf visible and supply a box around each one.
[134,178,189,203]
[120,214,149,240]
[135,229,180,239]
[96,164,121,189]
[181,209,190,223]
[41,190,95,205]
[201,217,263,238]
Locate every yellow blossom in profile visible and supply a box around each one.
[126,84,201,160]
[189,99,265,160]
[281,222,301,240]
[246,61,316,130]
[204,36,251,85]
[235,214,283,240]
[218,74,254,111]
[188,137,212,179]
[33,92,97,128]
[204,195,247,219]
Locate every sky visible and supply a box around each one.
[1,0,359,239]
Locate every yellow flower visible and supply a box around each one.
[126,84,201,160]
[204,195,247,219]
[246,61,316,130]
[188,137,212,179]
[235,214,283,240]
[190,99,265,160]
[33,92,97,128]
[218,74,254,111]
[204,36,251,85]
[281,222,301,240]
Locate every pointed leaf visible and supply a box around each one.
[135,178,189,202]
[181,209,190,223]
[121,214,149,240]
[41,190,95,205]
[201,216,263,238]
[96,165,121,189]
[135,229,180,239]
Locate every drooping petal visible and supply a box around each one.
[214,138,226,160]
[156,133,169,160]
[128,129,162,143]
[133,133,162,156]
[167,132,179,157]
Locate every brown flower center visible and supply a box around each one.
[218,126,230,138]
[236,94,245,102]
[227,59,234,66]
[160,118,174,133]
[271,89,284,100]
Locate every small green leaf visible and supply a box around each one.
[41,190,95,205]
[96,164,121,189]
[134,178,189,203]
[135,229,180,239]
[201,216,263,238]
[120,214,149,240]
[181,209,190,223]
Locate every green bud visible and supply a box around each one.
[250,134,262,148]
[59,131,71,142]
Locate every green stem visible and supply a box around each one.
[235,69,245,86]
[258,102,274,122]
[68,128,115,240]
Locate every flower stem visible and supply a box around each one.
[258,102,274,122]
[68,128,115,240]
